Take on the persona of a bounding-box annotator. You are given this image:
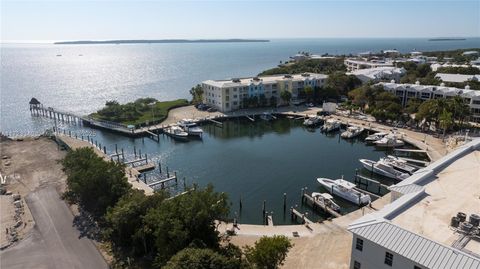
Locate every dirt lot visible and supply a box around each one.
[0,137,107,269]
[0,137,66,248]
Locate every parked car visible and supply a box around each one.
[207,107,217,112]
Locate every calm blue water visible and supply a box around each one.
[2,38,480,135]
[0,38,469,224]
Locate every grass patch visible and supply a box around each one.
[90,98,189,127]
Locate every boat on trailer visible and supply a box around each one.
[316,177,371,205]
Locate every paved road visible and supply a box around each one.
[0,186,108,269]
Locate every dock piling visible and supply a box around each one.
[283,193,287,211]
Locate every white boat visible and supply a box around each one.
[177,119,203,136]
[365,132,388,142]
[341,126,364,138]
[311,192,341,212]
[316,178,371,205]
[303,116,322,127]
[321,119,341,132]
[165,126,189,140]
[260,112,275,121]
[373,135,405,147]
[383,155,418,175]
[359,158,409,180]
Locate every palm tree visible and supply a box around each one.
[439,108,453,139]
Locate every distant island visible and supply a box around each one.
[54,39,270,45]
[428,38,466,41]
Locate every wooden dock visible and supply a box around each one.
[290,208,313,224]
[302,193,342,218]
[148,175,177,188]
[354,174,388,197]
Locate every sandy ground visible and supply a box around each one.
[0,138,64,248]
[0,137,108,269]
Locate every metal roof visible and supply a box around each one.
[349,221,480,269]
[388,184,424,195]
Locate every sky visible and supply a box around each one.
[1,0,479,42]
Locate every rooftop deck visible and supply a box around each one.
[391,149,480,250]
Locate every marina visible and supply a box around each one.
[36,114,428,224]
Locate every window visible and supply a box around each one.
[355,238,363,251]
[384,252,393,266]
[353,261,361,269]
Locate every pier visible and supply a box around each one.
[290,207,313,225]
[301,193,342,218]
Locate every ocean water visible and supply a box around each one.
[2,37,480,135]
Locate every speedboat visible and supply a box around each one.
[365,132,388,143]
[311,192,341,212]
[303,116,322,127]
[177,119,203,137]
[383,155,418,175]
[165,126,189,141]
[373,135,404,147]
[316,177,371,205]
[321,119,341,133]
[260,112,274,121]
[341,126,364,139]
[359,158,409,180]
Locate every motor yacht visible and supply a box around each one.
[321,119,341,133]
[359,158,409,180]
[177,119,203,137]
[316,177,371,205]
[341,126,364,138]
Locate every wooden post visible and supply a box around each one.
[134,145,137,158]
[183,177,186,191]
[158,161,162,173]
[145,153,147,162]
[103,146,106,154]
[166,167,170,177]
[239,195,243,211]
[262,200,266,218]
[115,144,118,154]
[174,171,177,183]
[283,193,287,212]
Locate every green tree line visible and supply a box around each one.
[61,147,292,269]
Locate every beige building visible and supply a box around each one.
[201,73,328,112]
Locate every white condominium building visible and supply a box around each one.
[380,82,480,122]
[349,140,480,269]
[201,73,328,112]
[344,58,394,72]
